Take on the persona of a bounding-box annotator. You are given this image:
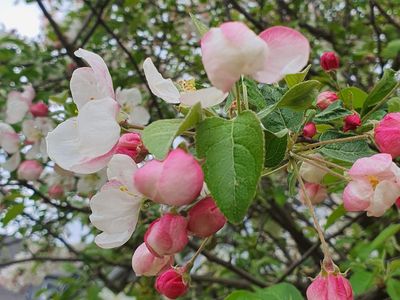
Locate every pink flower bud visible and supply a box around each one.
[303,122,317,138]
[17,160,43,181]
[48,184,64,199]
[307,274,353,300]
[187,197,226,237]
[115,133,147,163]
[316,91,339,110]
[29,102,49,117]
[132,243,173,277]
[134,148,204,206]
[374,112,400,158]
[396,197,400,209]
[343,113,361,132]
[299,183,327,205]
[155,268,189,299]
[320,52,340,71]
[144,213,188,257]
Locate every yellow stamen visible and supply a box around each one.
[178,79,196,92]
[368,176,379,189]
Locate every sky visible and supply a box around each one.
[0,0,42,38]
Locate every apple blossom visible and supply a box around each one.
[89,154,142,248]
[143,57,228,108]
[115,87,150,125]
[47,49,120,174]
[22,117,54,160]
[303,122,317,138]
[77,170,107,195]
[187,196,226,237]
[29,101,49,117]
[144,213,189,257]
[201,22,310,92]
[299,154,328,183]
[307,274,353,300]
[343,153,400,217]
[115,133,147,163]
[343,113,361,132]
[299,182,327,205]
[17,160,43,181]
[316,91,339,110]
[155,268,189,299]
[320,51,340,71]
[5,85,35,124]
[0,122,19,154]
[374,112,400,158]
[131,243,173,276]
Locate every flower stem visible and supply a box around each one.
[295,152,348,172]
[185,237,210,270]
[261,163,289,177]
[295,134,370,151]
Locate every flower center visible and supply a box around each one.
[368,175,379,189]
[178,79,196,92]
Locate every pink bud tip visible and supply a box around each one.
[320,52,340,71]
[115,133,147,163]
[17,160,43,181]
[187,197,226,237]
[343,113,361,132]
[144,213,189,257]
[303,122,317,138]
[29,102,49,117]
[132,243,173,277]
[316,91,339,110]
[155,268,189,299]
[299,182,327,205]
[48,184,64,199]
[306,274,353,300]
[374,112,400,158]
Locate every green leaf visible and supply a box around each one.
[245,79,268,111]
[361,69,399,116]
[284,64,311,88]
[264,130,287,168]
[143,102,202,159]
[225,291,263,300]
[196,111,265,223]
[382,39,400,59]
[349,270,375,295]
[255,283,304,300]
[261,108,303,134]
[49,90,69,104]
[358,224,400,259]
[314,101,352,123]
[339,87,368,109]
[2,203,24,225]
[189,13,209,37]
[388,97,400,112]
[387,279,400,300]
[324,204,346,229]
[278,80,320,111]
[318,131,375,163]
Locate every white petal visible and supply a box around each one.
[368,181,400,217]
[180,87,228,108]
[143,57,180,103]
[94,231,133,249]
[2,152,21,172]
[116,87,142,107]
[0,122,19,153]
[129,105,150,125]
[107,154,138,193]
[6,92,30,124]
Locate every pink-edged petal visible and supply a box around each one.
[348,153,394,180]
[73,145,116,174]
[256,26,310,84]
[368,180,400,217]
[107,154,138,193]
[143,58,180,103]
[180,87,228,108]
[343,180,373,212]
[6,92,30,124]
[201,22,268,92]
[74,48,114,99]
[21,85,35,102]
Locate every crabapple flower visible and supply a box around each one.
[343,113,361,132]
[343,153,400,217]
[375,112,400,158]
[307,274,353,300]
[5,85,35,124]
[320,51,340,71]
[89,154,142,248]
[17,160,43,181]
[316,91,339,110]
[29,101,49,117]
[155,268,189,299]
[143,57,228,108]
[134,148,204,206]
[299,183,327,205]
[115,87,150,125]
[22,117,54,160]
[77,170,107,195]
[144,213,189,257]
[299,154,328,183]
[201,22,310,92]
[303,122,317,138]
[187,197,226,237]
[0,122,19,154]
[47,49,120,174]
[132,243,173,276]
[115,133,147,163]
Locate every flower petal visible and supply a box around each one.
[143,58,180,103]
[0,122,19,153]
[107,154,138,193]
[129,105,151,126]
[343,180,372,212]
[2,152,21,172]
[368,180,400,217]
[6,92,30,124]
[256,26,310,84]
[116,87,142,107]
[348,153,394,180]
[180,87,228,108]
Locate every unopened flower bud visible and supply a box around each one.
[132,243,173,277]
[187,197,226,237]
[343,113,361,132]
[303,122,317,138]
[144,213,188,257]
[29,102,49,117]
[307,273,353,300]
[17,160,43,181]
[155,268,189,299]
[48,184,64,199]
[320,52,340,71]
[374,112,400,158]
[299,183,327,205]
[299,154,328,184]
[115,133,147,163]
[316,91,339,110]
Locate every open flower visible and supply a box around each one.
[116,87,150,125]
[89,154,142,248]
[343,153,400,217]
[143,57,228,108]
[22,117,54,160]
[46,49,120,174]
[201,22,310,92]
[5,85,35,124]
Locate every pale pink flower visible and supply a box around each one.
[131,243,173,276]
[375,112,400,158]
[343,153,400,217]
[6,85,35,124]
[307,274,353,300]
